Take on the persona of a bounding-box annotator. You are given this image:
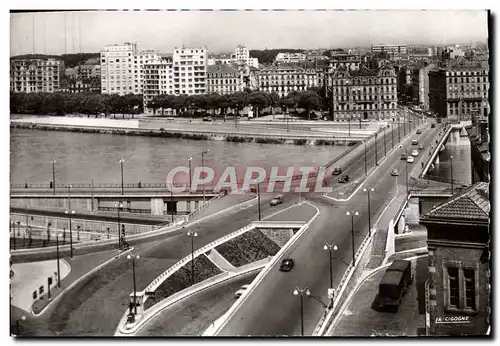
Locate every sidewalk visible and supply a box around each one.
[329,257,427,336]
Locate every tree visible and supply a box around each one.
[247,91,269,118]
[297,91,321,120]
[148,95,161,115]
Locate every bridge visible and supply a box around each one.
[10,183,220,216]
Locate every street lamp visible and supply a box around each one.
[187,231,198,285]
[293,286,310,336]
[201,149,210,202]
[364,140,368,176]
[64,210,75,258]
[363,187,375,236]
[127,253,140,316]
[450,155,454,194]
[52,232,62,287]
[391,119,395,149]
[119,159,125,195]
[15,315,26,336]
[11,221,16,250]
[257,182,261,221]
[323,243,338,289]
[400,146,409,198]
[383,126,387,157]
[346,210,359,264]
[188,157,192,192]
[348,116,351,137]
[398,116,401,142]
[116,202,123,249]
[51,159,56,195]
[374,132,378,166]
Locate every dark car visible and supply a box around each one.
[431,123,436,128]
[332,167,342,175]
[279,258,295,272]
[401,153,408,160]
[416,129,422,134]
[338,175,350,183]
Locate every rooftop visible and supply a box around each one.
[421,182,490,222]
[207,64,239,75]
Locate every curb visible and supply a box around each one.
[30,247,134,317]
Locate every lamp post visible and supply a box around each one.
[119,159,125,195]
[11,222,16,250]
[77,225,81,241]
[391,120,394,149]
[127,253,140,315]
[16,315,26,336]
[201,149,210,202]
[346,210,359,264]
[450,155,454,194]
[64,210,75,258]
[374,132,378,165]
[52,232,62,287]
[400,146,409,198]
[323,243,338,289]
[364,141,368,176]
[363,187,375,236]
[51,159,56,195]
[187,231,198,285]
[348,116,351,137]
[116,202,123,249]
[383,126,387,157]
[188,157,192,192]
[293,286,310,336]
[257,182,261,221]
[398,116,401,142]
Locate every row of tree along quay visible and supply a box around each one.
[10,88,329,120]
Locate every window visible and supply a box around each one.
[464,269,476,309]
[448,267,459,307]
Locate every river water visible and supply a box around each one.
[10,128,349,186]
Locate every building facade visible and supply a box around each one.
[421,182,490,336]
[329,53,361,71]
[428,64,489,120]
[327,64,398,121]
[10,57,64,93]
[133,49,162,95]
[207,64,242,95]
[142,57,174,114]
[371,44,408,60]
[100,42,138,95]
[172,47,208,95]
[467,113,490,184]
[275,52,306,64]
[257,65,320,97]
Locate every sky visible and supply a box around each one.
[10,10,489,56]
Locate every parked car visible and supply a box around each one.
[418,144,424,150]
[332,167,342,175]
[411,149,419,157]
[406,156,415,163]
[391,169,399,176]
[416,129,422,134]
[378,260,412,312]
[411,140,418,145]
[431,123,436,128]
[400,153,408,160]
[279,258,295,272]
[338,175,350,183]
[203,117,214,122]
[250,187,257,193]
[270,195,283,206]
[234,284,250,298]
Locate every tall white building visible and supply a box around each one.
[143,57,175,114]
[133,49,163,95]
[100,42,138,95]
[10,58,64,93]
[172,47,208,95]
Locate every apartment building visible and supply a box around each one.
[467,112,490,184]
[142,57,174,114]
[257,65,320,97]
[172,47,208,95]
[100,42,138,95]
[327,64,398,121]
[133,49,163,95]
[329,52,361,71]
[371,44,408,60]
[428,63,489,120]
[275,52,306,64]
[207,64,242,95]
[10,57,64,93]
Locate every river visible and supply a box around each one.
[10,128,349,185]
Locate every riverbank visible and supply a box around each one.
[11,120,361,146]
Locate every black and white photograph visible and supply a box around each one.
[7,6,492,338]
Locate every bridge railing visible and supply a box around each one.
[423,174,468,186]
[10,182,218,191]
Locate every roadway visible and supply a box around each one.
[23,193,310,336]
[216,118,443,336]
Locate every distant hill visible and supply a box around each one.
[10,53,100,68]
[249,49,306,64]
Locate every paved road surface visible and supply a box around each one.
[216,120,441,336]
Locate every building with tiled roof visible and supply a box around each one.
[206,64,242,95]
[420,182,490,336]
[257,64,320,97]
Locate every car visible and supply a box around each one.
[279,258,295,272]
[234,284,250,298]
[418,144,424,150]
[407,156,415,163]
[270,196,283,206]
[338,175,350,183]
[165,117,175,121]
[203,117,214,122]
[391,169,399,176]
[431,123,436,128]
[416,129,422,134]
[401,153,408,160]
[411,140,418,145]
[411,149,419,157]
[332,167,342,175]
[250,187,257,193]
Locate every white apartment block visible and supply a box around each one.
[100,42,138,95]
[258,65,320,97]
[275,52,306,64]
[207,64,243,95]
[143,57,175,114]
[10,58,64,93]
[173,47,208,95]
[371,44,408,57]
[133,49,163,95]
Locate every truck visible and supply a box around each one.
[378,260,412,311]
